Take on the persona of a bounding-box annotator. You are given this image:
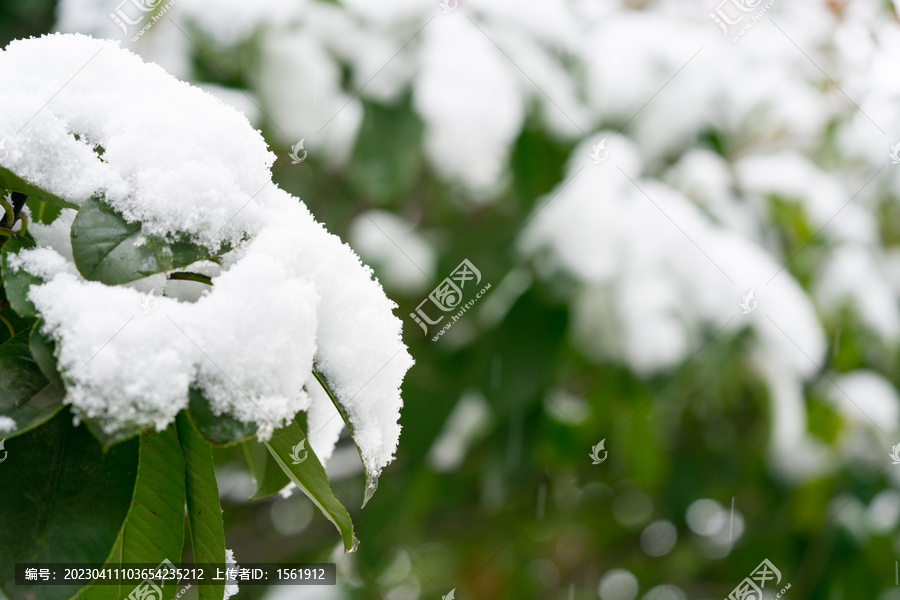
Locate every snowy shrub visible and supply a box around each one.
[0,33,412,599]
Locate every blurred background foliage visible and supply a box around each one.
[2,0,899,598]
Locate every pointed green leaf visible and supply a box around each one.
[78,425,187,600]
[1,235,41,319]
[0,411,139,600]
[188,387,258,446]
[177,412,226,600]
[0,329,65,439]
[312,370,378,506]
[265,413,356,552]
[243,440,290,501]
[29,320,64,391]
[0,293,32,345]
[0,165,79,210]
[71,196,226,285]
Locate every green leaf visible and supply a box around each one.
[29,320,64,391]
[0,411,139,600]
[1,235,41,319]
[0,329,65,439]
[312,370,379,506]
[243,439,291,501]
[25,196,63,226]
[0,165,79,210]
[188,387,257,446]
[78,417,147,450]
[71,196,225,285]
[265,413,356,552]
[78,425,187,600]
[177,412,226,600]
[0,297,31,345]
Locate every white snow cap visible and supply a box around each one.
[413,11,525,198]
[2,34,412,478]
[520,134,825,377]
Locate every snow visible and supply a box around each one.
[348,210,436,295]
[178,0,301,46]
[42,0,900,485]
[28,209,77,263]
[223,548,239,600]
[0,33,272,252]
[866,489,900,534]
[519,132,833,479]
[257,28,363,166]
[413,12,525,198]
[0,417,16,434]
[816,245,900,341]
[582,14,729,163]
[826,370,900,427]
[2,34,412,477]
[306,374,345,465]
[522,134,827,375]
[735,152,876,245]
[6,247,77,280]
[313,3,414,105]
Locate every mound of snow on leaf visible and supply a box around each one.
[0,34,413,478]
